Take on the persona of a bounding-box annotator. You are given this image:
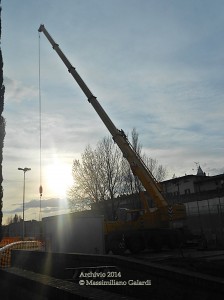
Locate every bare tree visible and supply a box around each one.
[131,127,142,154]
[68,128,167,212]
[97,137,125,218]
[68,145,106,207]
[98,137,123,199]
[68,138,125,214]
[129,128,143,193]
[122,128,167,195]
[134,128,167,182]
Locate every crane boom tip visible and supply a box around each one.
[38,24,45,32]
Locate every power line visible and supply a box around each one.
[38,32,43,221]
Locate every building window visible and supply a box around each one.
[184,189,190,194]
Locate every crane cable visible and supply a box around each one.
[38,32,43,220]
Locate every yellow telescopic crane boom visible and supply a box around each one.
[38,24,168,210]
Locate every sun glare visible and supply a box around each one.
[45,161,73,198]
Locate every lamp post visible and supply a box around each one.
[18,167,31,239]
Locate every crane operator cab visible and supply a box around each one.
[116,208,145,222]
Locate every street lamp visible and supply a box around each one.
[18,167,31,239]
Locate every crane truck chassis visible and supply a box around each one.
[39,24,188,254]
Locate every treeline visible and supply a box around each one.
[6,214,22,225]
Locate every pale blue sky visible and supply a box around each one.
[1,0,224,223]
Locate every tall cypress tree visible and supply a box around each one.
[0,1,6,241]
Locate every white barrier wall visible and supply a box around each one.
[42,213,105,254]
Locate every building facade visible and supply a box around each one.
[162,166,224,204]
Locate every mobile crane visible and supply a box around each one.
[39,25,187,254]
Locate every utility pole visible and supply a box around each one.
[18,167,31,240]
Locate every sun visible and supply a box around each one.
[44,161,73,198]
